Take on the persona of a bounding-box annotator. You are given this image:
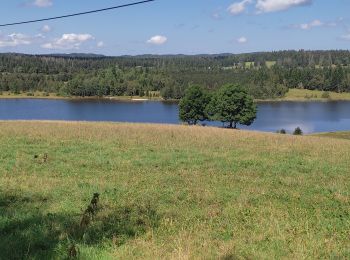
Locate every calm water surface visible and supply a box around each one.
[1,99,350,134]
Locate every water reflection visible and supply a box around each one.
[0,99,350,134]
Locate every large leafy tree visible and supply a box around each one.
[207,84,257,128]
[179,85,210,125]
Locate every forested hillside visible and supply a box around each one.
[1,50,350,99]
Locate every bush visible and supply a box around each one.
[27,92,35,96]
[277,129,286,134]
[293,127,303,135]
[321,91,330,99]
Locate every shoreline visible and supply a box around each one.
[0,120,348,136]
[1,89,350,102]
[255,97,350,102]
[0,93,166,102]
[1,95,350,103]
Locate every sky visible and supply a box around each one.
[0,0,349,55]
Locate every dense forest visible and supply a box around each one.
[1,50,350,99]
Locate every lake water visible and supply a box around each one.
[0,99,350,134]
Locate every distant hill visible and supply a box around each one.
[1,49,350,62]
[42,53,106,58]
[1,50,350,99]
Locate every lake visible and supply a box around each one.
[0,99,350,134]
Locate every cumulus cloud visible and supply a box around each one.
[227,0,312,16]
[41,33,94,50]
[41,25,52,33]
[0,33,34,47]
[237,36,248,44]
[97,41,104,48]
[228,0,252,15]
[33,0,53,7]
[256,0,312,13]
[147,35,167,45]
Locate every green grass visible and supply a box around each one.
[245,62,255,68]
[0,121,350,259]
[312,131,350,140]
[285,89,350,100]
[0,91,63,99]
[258,89,350,102]
[265,61,276,68]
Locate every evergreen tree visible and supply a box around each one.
[293,127,303,135]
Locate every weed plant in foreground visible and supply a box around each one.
[0,121,349,259]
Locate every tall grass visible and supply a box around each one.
[0,121,349,259]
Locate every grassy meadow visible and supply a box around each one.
[0,121,349,259]
[277,89,350,101]
[313,131,350,141]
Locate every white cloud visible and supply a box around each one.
[298,19,323,30]
[256,0,312,13]
[340,33,350,41]
[228,0,252,15]
[35,33,46,39]
[237,36,248,44]
[147,35,167,45]
[41,33,94,50]
[292,19,338,30]
[41,25,52,33]
[97,41,104,48]
[33,0,53,7]
[0,33,33,47]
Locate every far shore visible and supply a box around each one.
[256,89,350,102]
[1,89,350,102]
[0,120,349,138]
[0,92,165,101]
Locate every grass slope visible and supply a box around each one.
[280,89,350,101]
[0,121,349,259]
[313,131,350,141]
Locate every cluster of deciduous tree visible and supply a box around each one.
[179,84,257,128]
[1,50,350,99]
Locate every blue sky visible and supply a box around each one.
[0,0,349,55]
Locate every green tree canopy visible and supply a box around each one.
[207,84,257,128]
[179,85,210,125]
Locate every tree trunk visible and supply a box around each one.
[229,121,233,128]
[233,122,237,129]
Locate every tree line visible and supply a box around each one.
[1,50,350,99]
